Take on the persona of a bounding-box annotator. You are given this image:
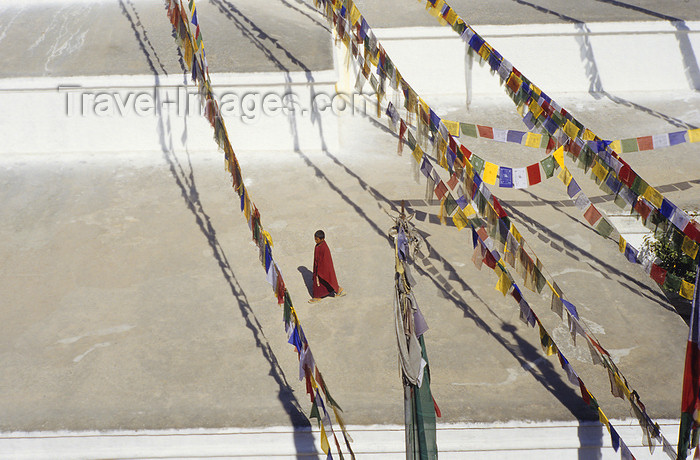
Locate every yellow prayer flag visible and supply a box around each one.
[464,203,476,218]
[349,5,361,25]
[443,120,460,136]
[682,235,700,259]
[598,408,609,427]
[563,120,580,139]
[689,128,700,143]
[525,132,542,148]
[528,100,543,119]
[452,209,469,230]
[557,167,572,186]
[496,271,511,296]
[618,236,626,253]
[643,186,664,208]
[552,146,565,167]
[243,193,251,223]
[483,162,498,185]
[511,224,522,243]
[582,128,596,141]
[412,145,423,163]
[320,425,330,454]
[539,325,556,356]
[262,230,273,247]
[591,161,607,182]
[438,199,447,225]
[680,280,695,300]
[516,102,526,117]
[445,8,457,25]
[478,44,491,61]
[610,140,622,153]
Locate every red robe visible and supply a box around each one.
[313,240,339,298]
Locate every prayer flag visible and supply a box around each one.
[525,132,542,148]
[681,280,695,300]
[434,181,448,200]
[513,167,528,189]
[507,130,525,144]
[452,209,469,230]
[583,204,602,226]
[690,128,700,143]
[670,131,687,146]
[637,136,654,151]
[620,138,639,153]
[413,145,424,163]
[650,263,668,285]
[567,178,581,198]
[443,120,460,136]
[499,167,513,187]
[540,156,556,178]
[653,133,671,149]
[527,163,542,185]
[483,162,498,185]
[563,120,580,139]
[683,236,700,259]
[557,167,572,186]
[460,123,478,138]
[470,154,485,174]
[477,125,494,139]
[678,266,700,458]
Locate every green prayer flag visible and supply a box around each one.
[470,154,485,174]
[621,138,639,153]
[534,267,546,293]
[539,135,551,149]
[283,292,292,326]
[407,130,417,150]
[596,218,615,238]
[405,335,438,460]
[444,193,458,216]
[540,156,556,178]
[630,176,648,196]
[309,401,321,425]
[460,123,478,138]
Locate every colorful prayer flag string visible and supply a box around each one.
[312,0,678,456]
[166,2,354,458]
[418,0,700,277]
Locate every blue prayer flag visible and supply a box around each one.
[567,179,581,198]
[499,167,513,187]
[561,299,579,319]
[660,198,675,219]
[507,130,525,144]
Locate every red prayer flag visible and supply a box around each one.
[618,164,636,187]
[546,136,556,154]
[434,181,448,200]
[578,378,591,405]
[650,263,668,285]
[447,174,459,190]
[460,144,472,160]
[634,199,652,220]
[526,163,542,185]
[685,221,700,244]
[493,197,507,218]
[637,136,654,151]
[477,125,494,139]
[583,205,602,226]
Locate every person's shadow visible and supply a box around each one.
[298,266,314,297]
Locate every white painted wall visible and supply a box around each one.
[0,420,680,459]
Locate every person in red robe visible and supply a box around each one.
[309,230,345,303]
